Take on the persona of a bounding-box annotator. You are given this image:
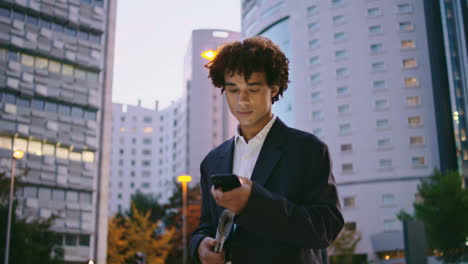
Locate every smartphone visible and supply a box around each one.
[211,173,242,192]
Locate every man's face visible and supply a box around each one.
[224,72,279,131]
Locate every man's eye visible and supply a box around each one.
[249,89,259,93]
[228,89,238,93]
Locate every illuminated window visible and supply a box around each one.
[20,54,35,67]
[343,196,355,208]
[62,64,74,76]
[408,116,422,127]
[399,21,414,31]
[48,60,61,73]
[43,144,55,156]
[412,156,425,166]
[403,58,417,68]
[143,127,153,133]
[56,147,69,159]
[406,96,421,106]
[404,77,419,88]
[401,40,416,49]
[410,136,424,146]
[28,140,42,155]
[0,136,12,150]
[83,151,95,163]
[69,151,82,162]
[119,127,125,132]
[35,57,48,69]
[13,138,27,152]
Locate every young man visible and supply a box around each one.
[190,36,344,264]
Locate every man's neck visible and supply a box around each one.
[238,113,274,143]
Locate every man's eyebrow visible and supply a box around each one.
[247,82,262,85]
[225,82,236,86]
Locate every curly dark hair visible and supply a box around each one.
[205,36,289,104]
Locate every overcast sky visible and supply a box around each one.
[112,1,241,109]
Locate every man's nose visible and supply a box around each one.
[238,90,249,104]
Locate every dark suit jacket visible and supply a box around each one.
[190,118,344,264]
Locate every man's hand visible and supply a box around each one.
[198,237,225,264]
[211,176,252,215]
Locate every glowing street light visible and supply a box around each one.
[177,175,192,264]
[4,150,25,264]
[201,50,218,61]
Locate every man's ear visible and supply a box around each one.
[271,85,280,98]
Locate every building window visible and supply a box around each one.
[130,182,135,188]
[375,99,389,110]
[399,21,414,32]
[334,31,346,41]
[142,171,151,178]
[336,67,349,78]
[79,235,90,247]
[335,49,347,60]
[373,80,386,90]
[403,58,417,69]
[379,159,393,170]
[307,5,318,15]
[131,160,135,166]
[338,104,350,114]
[310,74,321,83]
[377,138,391,149]
[65,234,77,246]
[142,149,151,155]
[332,0,344,7]
[406,96,421,106]
[339,123,351,134]
[412,156,426,166]
[143,116,152,123]
[337,86,350,96]
[367,7,381,17]
[309,56,320,65]
[143,138,152,144]
[308,22,319,31]
[369,25,383,34]
[401,40,416,49]
[142,160,151,167]
[410,136,424,146]
[404,77,419,88]
[312,110,322,120]
[408,116,422,127]
[398,3,413,13]
[313,128,323,136]
[309,39,319,49]
[376,119,390,129]
[343,197,355,208]
[132,138,137,144]
[340,144,352,152]
[118,193,122,199]
[143,127,153,133]
[333,14,345,24]
[371,61,385,71]
[142,182,150,188]
[21,54,35,67]
[28,141,42,156]
[384,219,396,231]
[311,91,321,101]
[370,43,384,53]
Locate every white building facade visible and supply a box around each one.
[242,0,443,262]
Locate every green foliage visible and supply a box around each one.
[126,191,165,222]
[414,169,468,263]
[0,171,63,264]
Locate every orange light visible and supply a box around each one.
[384,255,390,260]
[201,50,218,61]
[178,175,192,183]
[12,150,24,159]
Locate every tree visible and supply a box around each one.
[328,227,362,264]
[0,171,64,264]
[413,169,468,263]
[126,191,165,222]
[107,204,175,264]
[163,179,202,264]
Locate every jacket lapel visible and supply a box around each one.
[250,118,287,186]
[217,137,235,174]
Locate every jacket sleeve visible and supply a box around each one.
[235,144,344,249]
[189,158,216,264]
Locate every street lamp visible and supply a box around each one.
[200,50,218,61]
[4,150,24,264]
[177,175,192,264]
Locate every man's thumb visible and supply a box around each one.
[205,237,217,246]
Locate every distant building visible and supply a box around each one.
[0,0,116,263]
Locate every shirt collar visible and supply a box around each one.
[235,115,276,145]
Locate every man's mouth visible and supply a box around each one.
[237,111,253,116]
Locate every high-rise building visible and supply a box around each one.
[241,0,456,262]
[184,29,240,182]
[109,99,187,215]
[0,0,116,263]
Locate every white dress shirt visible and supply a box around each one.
[232,115,277,179]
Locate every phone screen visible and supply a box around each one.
[211,174,242,192]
